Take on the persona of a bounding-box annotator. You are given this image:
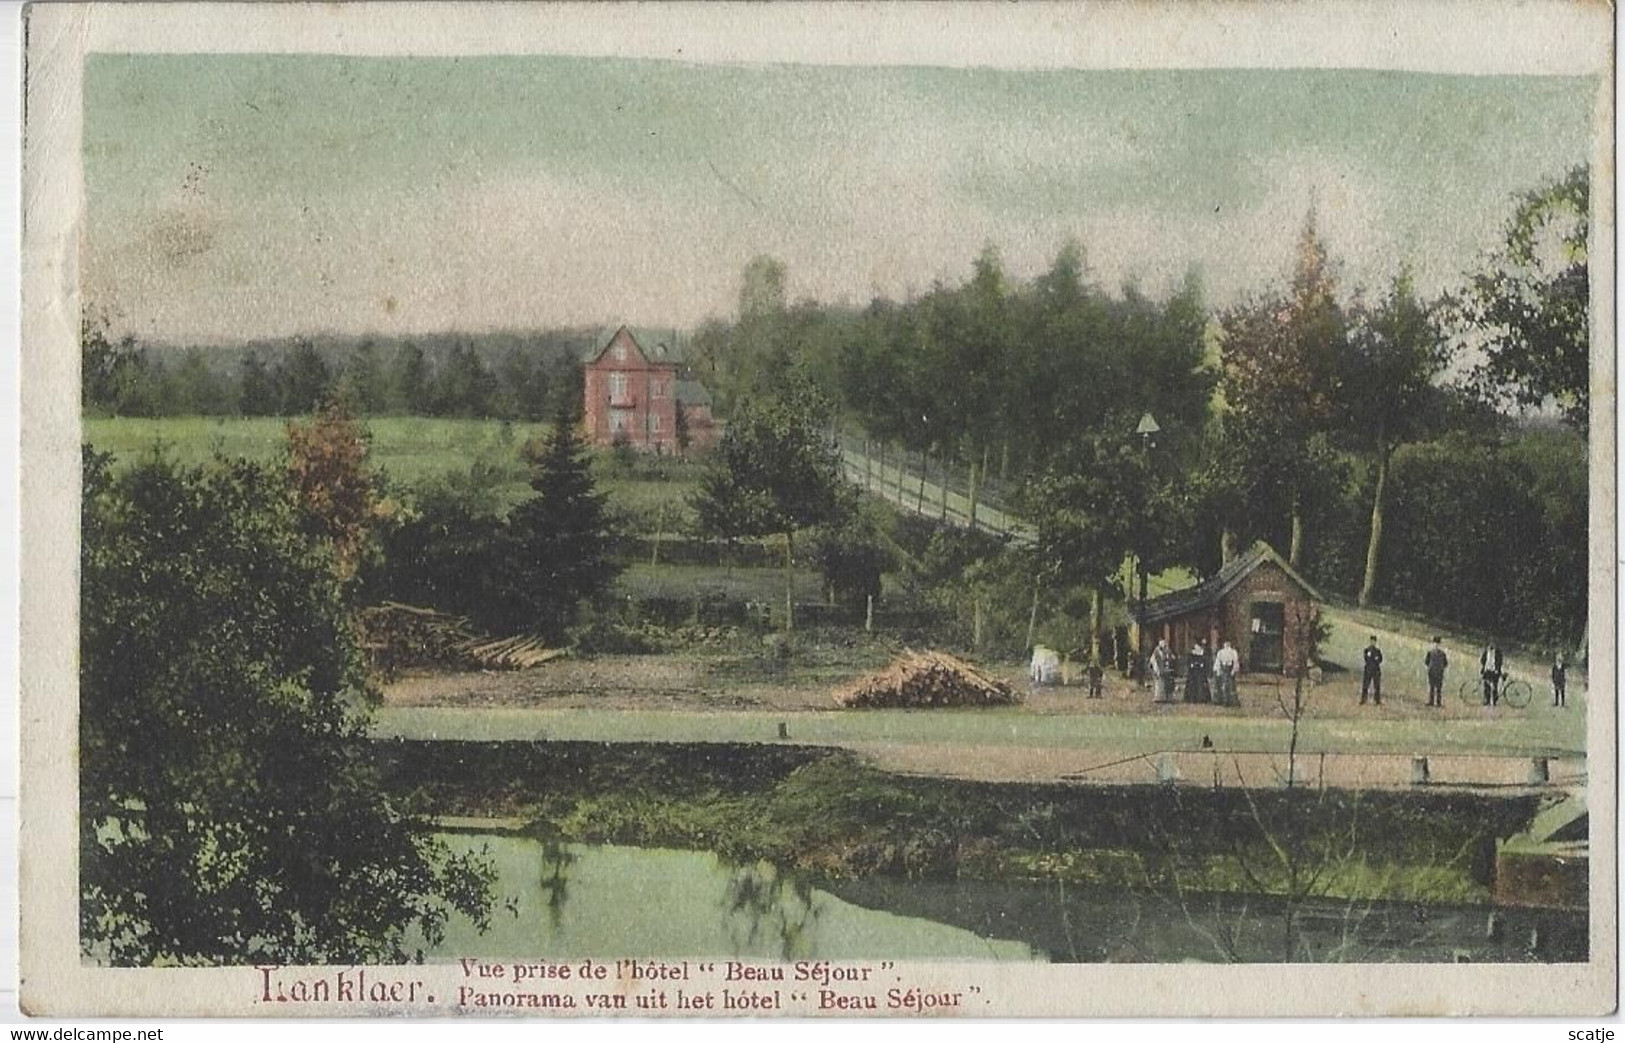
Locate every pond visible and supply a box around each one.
[421,832,1586,964]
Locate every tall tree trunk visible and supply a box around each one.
[1000,439,1010,481]
[918,450,928,511]
[1357,448,1391,607]
[1221,526,1237,565]
[783,529,795,633]
[1089,587,1103,664]
[967,447,980,531]
[939,452,949,520]
[1025,584,1040,650]
[1288,493,1304,568]
[650,500,666,566]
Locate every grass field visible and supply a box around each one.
[83,415,702,524]
[373,699,1583,759]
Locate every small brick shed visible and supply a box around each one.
[1134,541,1323,675]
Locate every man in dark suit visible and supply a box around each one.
[1360,636,1383,705]
[1424,637,1448,708]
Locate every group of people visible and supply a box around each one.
[1148,637,1240,707]
[1362,634,1569,708]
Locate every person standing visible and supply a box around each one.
[1552,652,1567,708]
[1086,658,1104,700]
[1212,639,1240,707]
[1423,636,1448,708]
[1150,639,1176,704]
[1185,639,1210,703]
[1480,642,1504,706]
[1360,635,1384,706]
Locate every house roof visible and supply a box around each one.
[674,380,712,407]
[580,325,686,365]
[1134,541,1323,624]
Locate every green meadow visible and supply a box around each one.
[83,416,703,522]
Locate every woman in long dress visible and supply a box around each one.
[1150,639,1176,703]
[1184,640,1210,703]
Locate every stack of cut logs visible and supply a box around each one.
[358,602,563,675]
[833,648,1019,709]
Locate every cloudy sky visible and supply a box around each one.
[82,54,1598,343]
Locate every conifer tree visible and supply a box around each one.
[505,398,621,637]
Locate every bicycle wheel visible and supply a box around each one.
[1459,678,1484,706]
[1501,678,1532,709]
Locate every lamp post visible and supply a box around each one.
[1132,412,1161,680]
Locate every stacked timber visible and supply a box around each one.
[456,634,566,670]
[833,649,1019,709]
[358,602,562,675]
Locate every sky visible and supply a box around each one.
[81,54,1600,343]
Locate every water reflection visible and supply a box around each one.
[423,831,1584,964]
[721,862,823,960]
[421,832,1038,962]
[537,837,575,932]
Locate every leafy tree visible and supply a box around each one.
[81,319,129,415]
[692,382,849,630]
[494,346,549,421]
[285,394,384,580]
[1378,435,1546,639]
[434,342,497,417]
[168,348,229,415]
[1216,210,1347,566]
[276,339,332,415]
[1458,165,1590,430]
[392,342,433,415]
[1335,273,1449,605]
[673,398,692,456]
[809,507,893,613]
[239,350,279,416]
[369,472,518,630]
[505,399,621,638]
[714,255,795,411]
[80,449,492,965]
[342,340,390,415]
[1023,431,1142,657]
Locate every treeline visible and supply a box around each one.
[81,326,591,420]
[684,167,1591,652]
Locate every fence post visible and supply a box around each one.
[1411,756,1430,785]
[865,594,874,633]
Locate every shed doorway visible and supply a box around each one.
[1248,601,1285,672]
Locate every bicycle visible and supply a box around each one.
[1459,673,1532,709]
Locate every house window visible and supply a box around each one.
[651,378,667,398]
[609,410,632,434]
[614,344,629,362]
[649,414,662,434]
[609,373,628,399]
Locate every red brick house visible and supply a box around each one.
[1133,541,1322,675]
[581,326,718,453]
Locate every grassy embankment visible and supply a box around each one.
[387,740,1536,906]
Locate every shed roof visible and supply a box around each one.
[1134,541,1323,624]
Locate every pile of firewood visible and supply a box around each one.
[357,602,563,676]
[833,648,1019,709]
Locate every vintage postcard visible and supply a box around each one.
[17,0,1616,1018]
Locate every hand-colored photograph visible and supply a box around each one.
[20,0,1614,1018]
